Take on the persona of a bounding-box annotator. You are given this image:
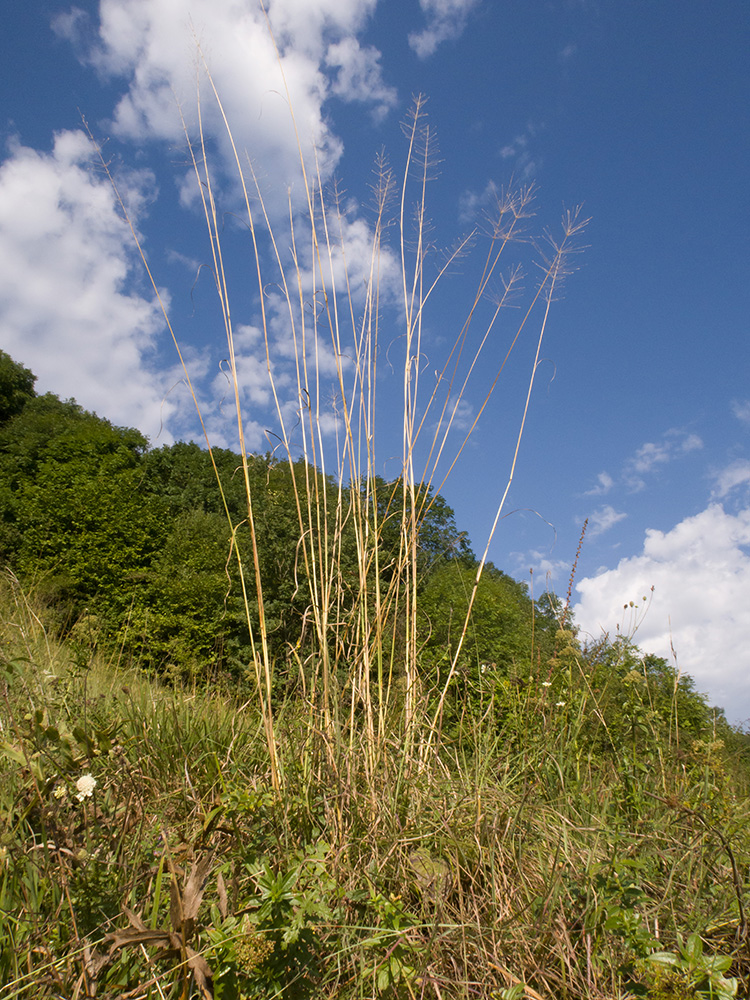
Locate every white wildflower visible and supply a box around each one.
[75,774,97,801]
[556,701,566,707]
[541,681,552,688]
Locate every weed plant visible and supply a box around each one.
[2,6,750,997]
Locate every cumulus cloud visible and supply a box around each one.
[582,431,705,498]
[457,188,482,225]
[680,433,703,452]
[630,441,671,475]
[574,504,750,724]
[510,548,569,585]
[731,399,750,424]
[0,130,174,441]
[59,0,394,216]
[408,0,479,59]
[196,195,402,451]
[457,178,508,225]
[41,0,409,446]
[326,38,397,121]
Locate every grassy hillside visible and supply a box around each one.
[2,55,749,999]
[1,575,749,999]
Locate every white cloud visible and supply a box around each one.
[40,0,408,447]
[306,207,402,308]
[630,440,671,474]
[680,433,703,453]
[498,123,542,179]
[584,471,614,496]
[457,188,481,224]
[264,0,376,53]
[0,130,174,442]
[587,504,627,537]
[623,429,703,490]
[712,459,750,499]
[408,0,479,59]
[585,431,705,497]
[189,197,402,453]
[457,178,502,224]
[732,399,750,424]
[68,0,392,215]
[430,395,476,441]
[511,549,569,584]
[574,504,750,724]
[558,43,577,62]
[326,38,397,121]
[165,247,201,272]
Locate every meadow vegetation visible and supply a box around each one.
[1,39,749,997]
[1,536,749,999]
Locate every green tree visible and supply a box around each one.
[0,350,36,424]
[363,477,474,578]
[0,392,150,568]
[124,508,252,678]
[140,445,331,671]
[13,458,167,630]
[576,636,735,760]
[418,560,554,678]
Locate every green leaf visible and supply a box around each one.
[0,741,30,766]
[703,954,732,975]
[646,951,680,969]
[683,932,704,963]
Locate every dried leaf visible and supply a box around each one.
[123,906,147,930]
[152,931,187,961]
[82,942,109,979]
[170,870,183,933]
[187,947,214,998]
[216,871,228,921]
[106,906,182,956]
[169,855,213,934]
[106,875,215,997]
[182,856,213,922]
[106,926,173,954]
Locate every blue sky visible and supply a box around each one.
[1,0,749,722]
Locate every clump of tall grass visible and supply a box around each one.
[93,9,588,796]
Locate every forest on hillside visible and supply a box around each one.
[2,345,745,754]
[0,349,562,690]
[0,347,740,736]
